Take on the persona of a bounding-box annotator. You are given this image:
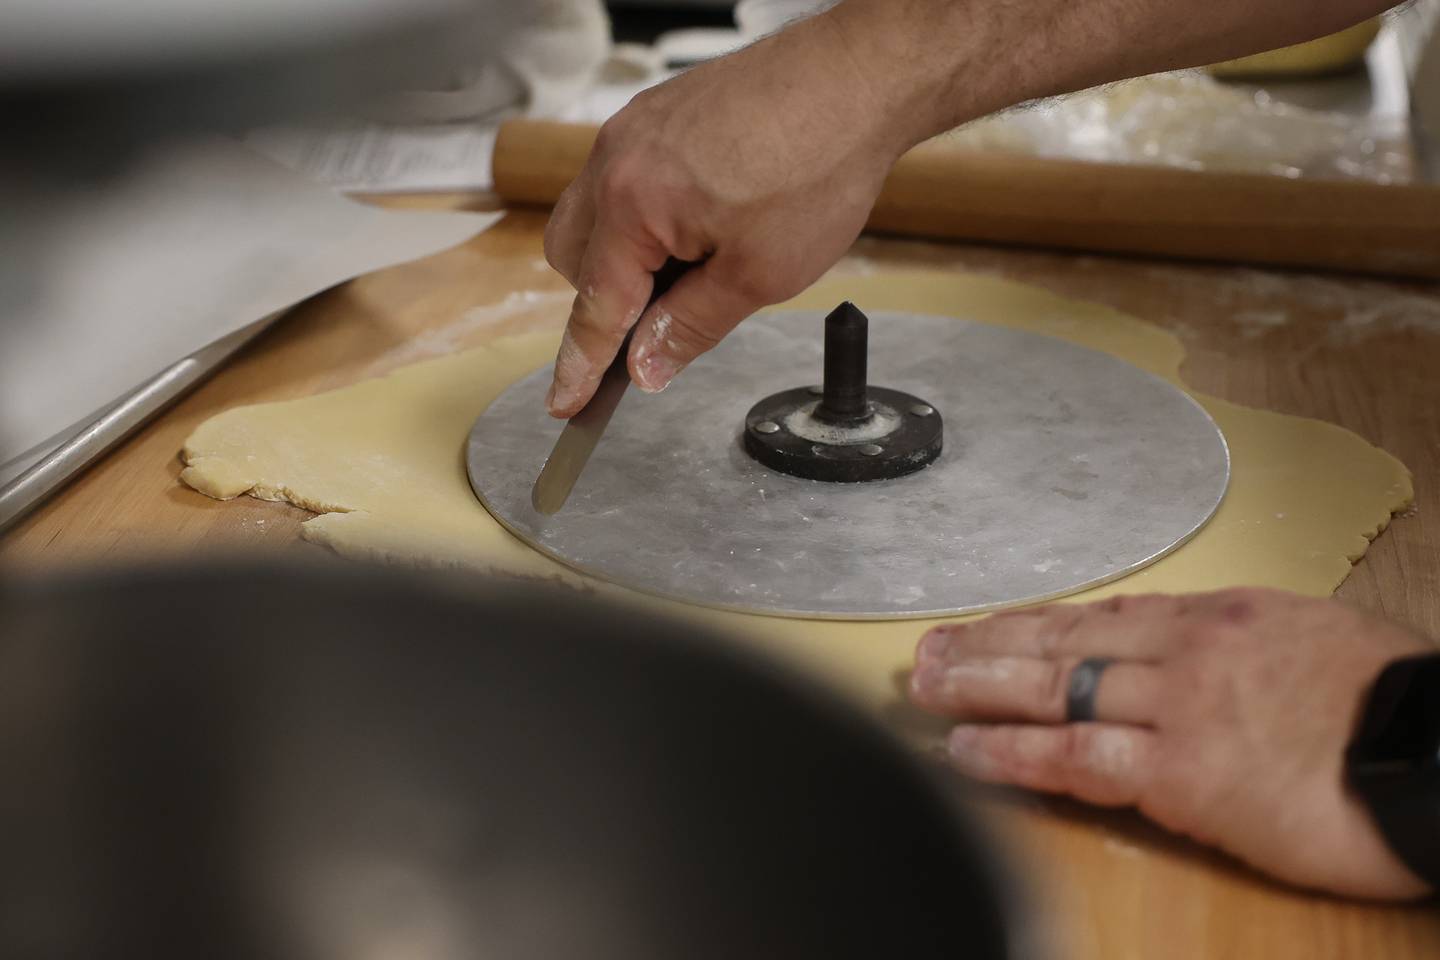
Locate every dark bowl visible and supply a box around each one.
[0,561,1027,959]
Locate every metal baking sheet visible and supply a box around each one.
[467,311,1230,619]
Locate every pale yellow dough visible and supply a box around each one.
[1208,20,1380,79]
[180,271,1412,728]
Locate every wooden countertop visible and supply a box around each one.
[4,199,1440,957]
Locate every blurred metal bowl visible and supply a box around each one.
[0,562,1028,959]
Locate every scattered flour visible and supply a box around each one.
[1139,263,1440,343]
[1232,309,1290,339]
[781,401,903,445]
[369,289,572,370]
[1102,836,1146,861]
[648,308,674,349]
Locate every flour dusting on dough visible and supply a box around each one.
[1138,263,1440,342]
[371,289,572,370]
[1232,309,1291,339]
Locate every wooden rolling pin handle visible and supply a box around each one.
[493,119,1440,282]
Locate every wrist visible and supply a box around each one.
[1346,652,1440,898]
[818,0,1383,158]
[819,0,1000,153]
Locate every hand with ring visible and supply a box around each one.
[909,588,1434,900]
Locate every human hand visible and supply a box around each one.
[540,12,919,417]
[540,0,1403,418]
[909,588,1434,899]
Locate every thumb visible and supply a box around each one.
[626,256,767,394]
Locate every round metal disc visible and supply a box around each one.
[467,311,1229,620]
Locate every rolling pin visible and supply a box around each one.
[493,119,1440,282]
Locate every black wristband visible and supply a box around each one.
[1345,653,1440,892]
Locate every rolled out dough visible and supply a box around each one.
[1207,20,1380,79]
[180,271,1412,725]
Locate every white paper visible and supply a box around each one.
[245,122,500,193]
[1,138,502,471]
[556,76,668,127]
[0,313,281,490]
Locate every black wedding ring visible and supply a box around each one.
[1065,657,1115,723]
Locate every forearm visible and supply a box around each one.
[823,0,1399,151]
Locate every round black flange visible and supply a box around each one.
[743,386,943,483]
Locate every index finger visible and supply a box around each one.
[916,594,1189,666]
[543,174,595,289]
[546,221,666,418]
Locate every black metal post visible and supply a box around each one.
[817,302,870,423]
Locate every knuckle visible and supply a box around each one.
[542,226,566,271]
[982,729,1021,775]
[728,266,783,308]
[1176,620,1218,649]
[576,283,649,338]
[668,234,713,263]
[1151,666,1191,711]
[1055,726,1091,782]
[1209,587,1267,624]
[1096,595,1125,614]
[1037,609,1081,658]
[594,156,647,210]
[663,310,724,352]
[973,610,1013,633]
[567,293,612,337]
[592,117,622,155]
[627,86,660,111]
[917,625,961,661]
[1181,587,1277,645]
[1217,597,1258,626]
[1059,725,1128,794]
[970,610,1026,649]
[1039,659,1073,717]
[1099,593,1160,615]
[607,297,643,335]
[1174,659,1239,721]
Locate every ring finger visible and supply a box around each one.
[909,655,1162,727]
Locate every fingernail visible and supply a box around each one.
[909,662,941,700]
[946,727,996,778]
[635,353,682,394]
[547,379,578,417]
[917,628,955,662]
